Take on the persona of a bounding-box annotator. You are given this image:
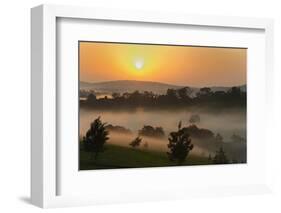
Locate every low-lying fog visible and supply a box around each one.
[80,108,246,161]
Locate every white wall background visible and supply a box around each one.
[0,0,280,212]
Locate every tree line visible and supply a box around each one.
[80,86,246,110]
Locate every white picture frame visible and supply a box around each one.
[31,4,274,208]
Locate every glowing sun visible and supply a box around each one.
[134,58,144,70]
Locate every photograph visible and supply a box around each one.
[79,41,247,170]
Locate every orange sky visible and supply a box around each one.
[79,41,246,87]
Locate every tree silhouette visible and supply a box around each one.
[87,93,97,103]
[82,86,246,110]
[213,147,229,164]
[215,133,223,143]
[166,88,178,100]
[177,87,193,100]
[112,92,121,99]
[106,124,132,134]
[139,125,165,138]
[231,134,246,143]
[129,136,142,148]
[189,114,200,124]
[200,87,212,95]
[167,121,194,165]
[182,124,214,140]
[208,154,213,162]
[83,117,109,159]
[196,87,212,98]
[228,87,241,97]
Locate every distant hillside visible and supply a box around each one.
[208,85,246,92]
[80,80,246,95]
[80,80,182,94]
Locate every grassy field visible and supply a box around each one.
[79,144,211,170]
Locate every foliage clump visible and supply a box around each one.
[82,117,109,159]
[182,124,214,140]
[139,125,165,138]
[213,147,229,164]
[129,136,142,148]
[167,121,194,165]
[189,114,200,124]
[106,124,132,134]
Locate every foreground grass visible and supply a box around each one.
[79,144,210,170]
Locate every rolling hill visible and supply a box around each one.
[80,80,246,95]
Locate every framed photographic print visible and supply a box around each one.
[31,4,274,208]
[78,41,247,170]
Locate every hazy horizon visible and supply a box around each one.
[80,42,246,87]
[80,79,247,88]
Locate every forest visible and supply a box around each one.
[80,86,246,110]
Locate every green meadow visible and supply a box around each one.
[79,144,211,170]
